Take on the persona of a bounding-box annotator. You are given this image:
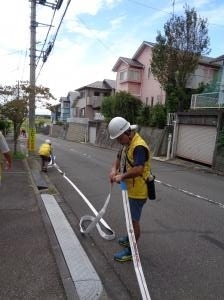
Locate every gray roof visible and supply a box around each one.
[112,41,155,71]
[103,79,116,89]
[197,55,222,67]
[210,54,224,64]
[76,79,116,91]
[59,96,67,102]
[112,57,143,71]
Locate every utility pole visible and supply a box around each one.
[28,0,64,154]
[29,0,37,154]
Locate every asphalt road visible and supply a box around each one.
[37,135,224,300]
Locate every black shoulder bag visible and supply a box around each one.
[145,175,156,200]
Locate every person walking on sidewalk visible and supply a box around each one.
[0,131,12,185]
[38,139,53,172]
[108,117,151,262]
[0,131,12,170]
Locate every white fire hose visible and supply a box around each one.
[53,162,151,299]
[120,181,151,300]
[79,186,115,240]
[53,162,115,240]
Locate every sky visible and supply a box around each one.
[0,0,224,114]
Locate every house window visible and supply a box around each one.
[146,97,149,105]
[120,70,128,81]
[63,102,70,108]
[120,69,140,82]
[80,108,85,117]
[129,70,140,81]
[94,91,100,96]
[80,91,85,98]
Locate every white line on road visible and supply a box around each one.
[156,180,224,208]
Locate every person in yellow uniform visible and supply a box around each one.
[38,139,53,172]
[108,117,151,262]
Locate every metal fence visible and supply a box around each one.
[191,92,224,109]
[167,113,177,125]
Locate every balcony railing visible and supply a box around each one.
[67,117,89,124]
[86,96,103,108]
[191,92,224,109]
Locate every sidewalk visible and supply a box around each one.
[0,137,73,299]
[0,136,106,300]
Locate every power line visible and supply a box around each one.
[77,16,116,54]
[35,8,57,66]
[127,0,224,28]
[36,0,71,82]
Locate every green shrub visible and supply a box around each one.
[137,105,152,126]
[101,91,142,124]
[150,104,167,129]
[13,151,26,159]
[0,119,11,133]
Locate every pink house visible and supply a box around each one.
[112,41,166,106]
[112,41,220,107]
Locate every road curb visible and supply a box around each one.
[26,157,109,299]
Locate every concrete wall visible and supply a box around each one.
[50,125,65,138]
[94,121,166,156]
[50,121,167,156]
[66,123,86,142]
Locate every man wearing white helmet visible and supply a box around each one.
[108,116,151,262]
[38,139,53,172]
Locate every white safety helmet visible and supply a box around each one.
[45,139,51,144]
[108,117,130,139]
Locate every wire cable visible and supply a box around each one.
[36,5,57,66]
[36,0,71,82]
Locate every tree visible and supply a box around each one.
[0,83,55,109]
[0,83,55,153]
[151,5,210,112]
[1,99,28,153]
[101,91,143,124]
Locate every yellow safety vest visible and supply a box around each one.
[120,133,151,199]
[38,143,51,156]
